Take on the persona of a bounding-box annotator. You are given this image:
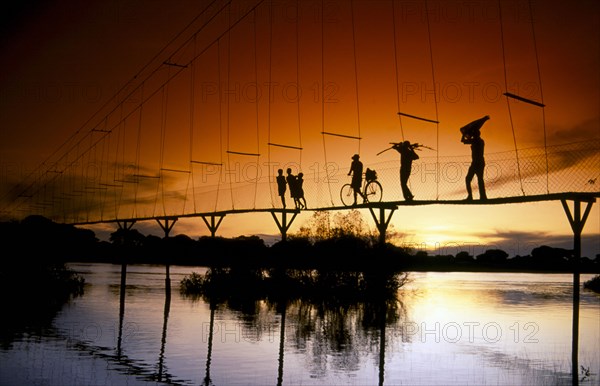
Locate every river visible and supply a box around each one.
[1,263,598,385]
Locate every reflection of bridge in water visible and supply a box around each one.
[1,1,598,383]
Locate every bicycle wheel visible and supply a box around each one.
[340,184,355,207]
[364,180,383,203]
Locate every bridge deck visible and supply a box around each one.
[70,192,598,226]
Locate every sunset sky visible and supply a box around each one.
[1,0,598,256]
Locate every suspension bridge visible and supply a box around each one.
[1,0,597,242]
[1,2,598,383]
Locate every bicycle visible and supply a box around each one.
[340,168,383,206]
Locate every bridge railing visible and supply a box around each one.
[3,139,598,224]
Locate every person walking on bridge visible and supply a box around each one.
[392,141,419,201]
[461,115,489,200]
[347,154,363,205]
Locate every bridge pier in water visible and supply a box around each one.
[560,196,595,386]
[156,217,178,298]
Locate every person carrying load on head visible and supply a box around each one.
[460,115,489,201]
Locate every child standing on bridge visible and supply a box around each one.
[297,172,307,209]
[276,169,287,208]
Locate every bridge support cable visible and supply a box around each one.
[498,0,548,196]
[424,0,440,200]
[295,0,303,170]
[252,8,261,209]
[156,217,178,238]
[498,1,523,196]
[527,0,549,194]
[267,0,275,207]
[189,34,197,213]
[319,0,333,206]
[201,214,226,237]
[367,205,397,245]
[560,197,595,386]
[270,209,299,242]
[350,0,362,155]
[391,0,404,142]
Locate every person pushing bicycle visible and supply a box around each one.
[347,154,364,205]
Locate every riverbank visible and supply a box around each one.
[2,215,598,274]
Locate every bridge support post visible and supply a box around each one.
[368,206,397,244]
[201,215,226,237]
[117,220,136,230]
[156,217,178,297]
[560,197,594,386]
[271,210,299,242]
[156,217,178,238]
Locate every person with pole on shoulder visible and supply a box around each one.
[392,141,419,201]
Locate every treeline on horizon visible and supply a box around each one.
[0,214,599,273]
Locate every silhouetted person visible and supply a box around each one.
[393,141,419,201]
[286,168,300,209]
[276,169,287,208]
[347,154,363,205]
[461,115,489,200]
[297,172,307,209]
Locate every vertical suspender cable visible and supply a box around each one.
[190,35,197,213]
[134,83,145,217]
[321,0,334,206]
[424,0,440,200]
[116,105,126,219]
[391,0,405,141]
[253,9,260,208]
[296,0,303,168]
[188,34,197,214]
[155,83,169,217]
[498,0,525,196]
[267,1,275,207]
[350,0,361,155]
[226,4,235,209]
[215,40,224,212]
[528,0,549,194]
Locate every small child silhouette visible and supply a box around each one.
[276,169,287,208]
[297,172,307,209]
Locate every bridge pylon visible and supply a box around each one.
[560,194,596,386]
[156,217,178,238]
[201,214,226,238]
[117,220,136,231]
[270,209,300,242]
[366,203,398,244]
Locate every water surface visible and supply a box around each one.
[1,263,598,385]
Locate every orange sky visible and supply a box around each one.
[1,0,598,256]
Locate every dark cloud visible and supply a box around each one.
[482,229,600,259]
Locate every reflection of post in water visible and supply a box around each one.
[378,300,387,386]
[203,301,216,386]
[277,301,287,386]
[561,198,594,386]
[117,263,127,358]
[165,264,171,297]
[158,268,172,382]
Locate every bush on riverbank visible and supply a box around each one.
[1,215,598,273]
[583,275,600,293]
